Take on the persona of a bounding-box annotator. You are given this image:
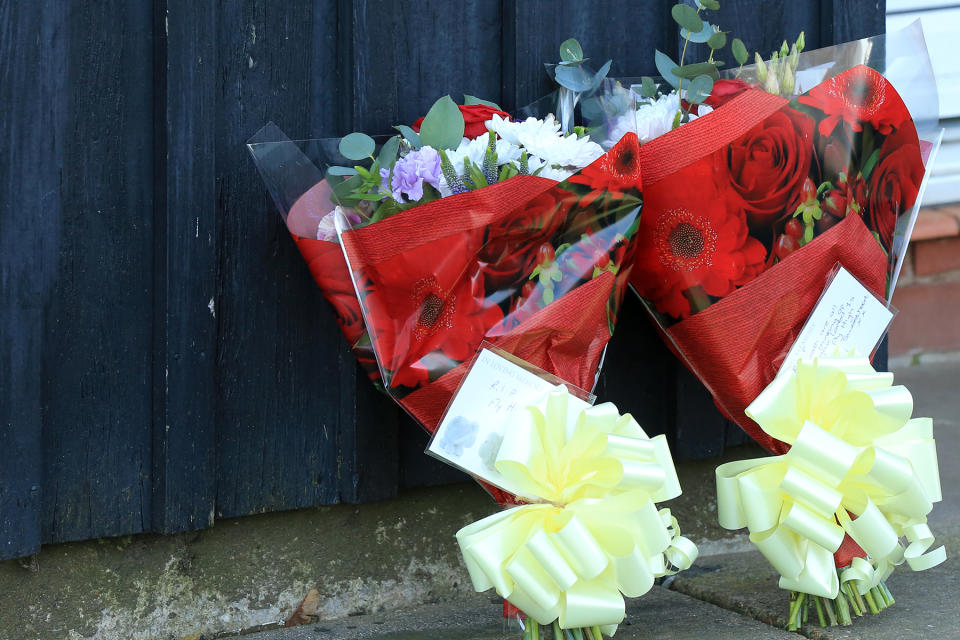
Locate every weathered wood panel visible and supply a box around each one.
[36,1,155,543]
[0,0,67,559]
[152,0,219,533]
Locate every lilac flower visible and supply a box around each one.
[379,146,442,203]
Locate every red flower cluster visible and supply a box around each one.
[632,154,767,319]
[798,65,911,137]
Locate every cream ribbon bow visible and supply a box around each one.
[457,387,697,634]
[716,356,945,598]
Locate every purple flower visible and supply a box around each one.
[379,146,442,203]
[316,206,362,241]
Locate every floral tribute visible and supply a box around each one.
[249,92,644,466]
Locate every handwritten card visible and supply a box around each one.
[779,266,894,375]
[427,348,592,497]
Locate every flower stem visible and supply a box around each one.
[864,588,880,614]
[834,587,852,625]
[592,626,603,640]
[814,596,827,627]
[552,621,563,639]
[880,580,895,607]
[822,596,838,626]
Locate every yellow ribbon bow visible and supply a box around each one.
[457,387,697,634]
[716,356,946,598]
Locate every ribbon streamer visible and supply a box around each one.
[457,387,696,633]
[716,356,946,598]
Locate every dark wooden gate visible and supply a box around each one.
[0,0,884,561]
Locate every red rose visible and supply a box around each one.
[728,107,815,228]
[477,190,572,289]
[632,154,767,319]
[798,65,911,138]
[704,78,754,108]
[864,124,924,250]
[412,103,511,140]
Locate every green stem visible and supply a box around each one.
[591,626,603,640]
[572,629,584,640]
[880,580,896,607]
[553,621,563,639]
[532,621,540,640]
[834,588,852,625]
[870,586,887,611]
[864,589,880,614]
[814,596,827,627]
[822,597,838,626]
[843,583,863,616]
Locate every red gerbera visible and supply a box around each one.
[568,132,642,197]
[632,155,767,319]
[797,65,910,138]
[359,233,503,389]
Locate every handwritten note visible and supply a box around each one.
[427,348,591,497]
[779,266,894,375]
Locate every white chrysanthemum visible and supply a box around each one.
[444,134,521,176]
[486,114,562,147]
[634,91,684,143]
[488,114,603,169]
[525,156,578,182]
[602,91,716,147]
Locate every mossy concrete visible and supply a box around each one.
[0,484,494,640]
[0,448,748,640]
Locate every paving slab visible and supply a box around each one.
[251,586,800,640]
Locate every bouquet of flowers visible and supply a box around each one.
[585,6,944,629]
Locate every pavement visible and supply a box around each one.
[250,359,959,640]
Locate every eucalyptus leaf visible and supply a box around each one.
[339,132,376,161]
[655,49,682,89]
[593,59,612,87]
[672,61,722,80]
[680,22,715,44]
[640,76,658,98]
[732,38,748,65]
[418,95,464,150]
[393,125,422,149]
[707,31,727,50]
[377,135,400,167]
[327,165,358,176]
[672,4,703,32]
[555,64,595,92]
[701,0,720,9]
[687,75,714,104]
[464,94,503,110]
[559,38,583,62]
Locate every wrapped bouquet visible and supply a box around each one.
[585,7,945,630]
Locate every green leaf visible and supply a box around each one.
[377,135,400,167]
[331,173,363,203]
[672,61,722,80]
[327,165,358,176]
[672,4,703,33]
[418,95,465,150]
[339,132,376,161]
[680,22,715,43]
[655,49,682,89]
[559,38,583,62]
[707,31,727,50]
[463,94,503,110]
[700,0,720,9]
[556,64,595,92]
[732,38,748,65]
[394,125,422,149]
[861,149,881,180]
[640,76,658,99]
[686,75,714,104]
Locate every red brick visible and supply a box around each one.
[913,236,960,276]
[889,280,960,355]
[912,208,960,241]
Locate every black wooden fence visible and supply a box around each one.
[0,0,884,561]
